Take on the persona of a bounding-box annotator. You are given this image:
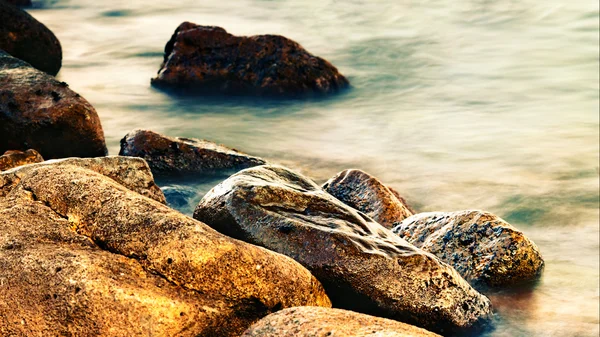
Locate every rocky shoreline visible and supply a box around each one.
[0,2,544,336]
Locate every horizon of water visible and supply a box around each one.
[28,0,599,336]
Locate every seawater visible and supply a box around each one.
[28,0,599,336]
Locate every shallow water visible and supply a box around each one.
[28,0,599,335]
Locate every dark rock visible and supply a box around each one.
[0,1,61,75]
[323,169,414,228]
[242,307,441,337]
[0,51,107,159]
[193,165,492,335]
[151,22,349,97]
[0,149,43,171]
[119,129,266,175]
[0,163,331,336]
[393,210,545,288]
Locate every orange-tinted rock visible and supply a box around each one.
[393,210,545,288]
[151,22,349,97]
[323,169,414,228]
[0,2,61,75]
[119,129,266,175]
[0,149,43,171]
[0,51,107,159]
[242,307,441,337]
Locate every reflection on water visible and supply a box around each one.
[28,0,599,335]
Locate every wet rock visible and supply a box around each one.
[0,1,61,75]
[151,22,349,97]
[194,165,492,335]
[0,51,107,159]
[0,156,166,203]
[0,163,331,336]
[393,210,544,288]
[242,307,441,337]
[0,149,43,171]
[119,129,266,175]
[323,169,414,228]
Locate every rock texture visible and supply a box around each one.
[323,169,414,228]
[0,51,107,159]
[393,210,544,288]
[151,22,349,97]
[0,149,43,171]
[194,165,492,335]
[0,156,166,203]
[0,1,61,75]
[242,307,441,337]
[0,163,330,336]
[119,129,266,175]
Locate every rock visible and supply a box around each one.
[119,129,266,175]
[0,163,331,336]
[241,307,441,337]
[0,156,166,203]
[193,165,492,335]
[0,149,43,171]
[323,169,414,228]
[0,1,61,75]
[3,0,32,6]
[393,210,544,288]
[151,22,349,97]
[0,51,107,159]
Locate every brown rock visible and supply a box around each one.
[0,51,107,159]
[0,149,43,171]
[393,210,545,288]
[0,156,166,203]
[0,163,330,336]
[119,129,266,175]
[242,307,441,337]
[0,1,61,75]
[151,22,349,97]
[323,169,414,228]
[194,165,492,335]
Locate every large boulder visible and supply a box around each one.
[151,22,349,97]
[242,307,441,337]
[193,165,492,335]
[393,210,544,288]
[0,149,43,171]
[0,163,330,336]
[0,51,107,159]
[0,1,61,75]
[119,129,266,175]
[323,169,414,228]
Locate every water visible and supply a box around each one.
[28,0,599,335]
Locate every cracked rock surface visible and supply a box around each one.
[0,162,330,336]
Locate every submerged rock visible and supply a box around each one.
[194,165,492,335]
[0,51,107,159]
[323,169,414,228]
[393,210,544,288]
[242,307,441,337]
[151,22,349,97]
[119,129,266,175]
[0,163,330,336]
[0,1,61,75]
[0,149,43,171]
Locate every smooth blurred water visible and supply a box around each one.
[28,0,599,335]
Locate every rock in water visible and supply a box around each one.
[242,307,441,337]
[0,163,330,336]
[194,165,492,335]
[0,51,107,159]
[151,22,349,97]
[119,129,266,175]
[0,1,61,75]
[393,210,544,288]
[323,169,414,228]
[0,149,43,171]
